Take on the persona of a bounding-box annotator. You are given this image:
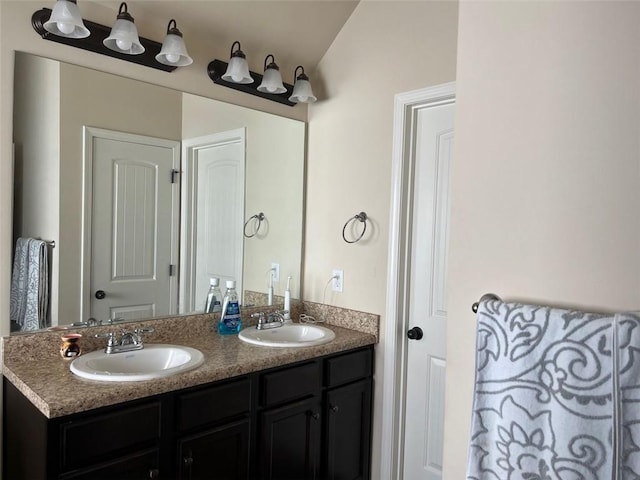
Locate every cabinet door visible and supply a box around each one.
[177,418,250,480]
[59,449,160,480]
[258,397,322,480]
[324,379,372,480]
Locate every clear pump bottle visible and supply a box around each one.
[218,280,242,335]
[205,278,222,313]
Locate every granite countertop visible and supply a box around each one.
[3,308,377,419]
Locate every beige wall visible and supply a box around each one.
[445,2,640,478]
[305,1,458,477]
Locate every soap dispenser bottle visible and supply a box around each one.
[218,280,242,335]
[205,278,222,313]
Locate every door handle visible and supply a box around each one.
[407,326,423,340]
[95,290,106,299]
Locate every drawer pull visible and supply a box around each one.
[148,468,160,479]
[330,404,339,413]
[310,411,320,420]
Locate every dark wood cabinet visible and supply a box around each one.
[255,348,373,480]
[4,346,373,480]
[258,397,322,480]
[177,418,250,480]
[324,379,372,480]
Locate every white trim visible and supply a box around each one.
[81,127,180,323]
[381,82,456,480]
[179,128,246,313]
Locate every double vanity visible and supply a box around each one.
[3,304,378,479]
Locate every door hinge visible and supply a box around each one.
[171,169,179,183]
[169,264,176,276]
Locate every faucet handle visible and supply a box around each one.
[134,327,155,334]
[133,327,154,344]
[268,310,288,321]
[95,332,117,346]
[251,312,266,328]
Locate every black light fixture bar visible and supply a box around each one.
[208,59,296,107]
[32,8,176,72]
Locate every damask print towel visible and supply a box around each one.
[616,312,640,479]
[467,299,617,480]
[10,237,49,331]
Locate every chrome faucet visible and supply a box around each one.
[95,327,155,354]
[252,310,289,330]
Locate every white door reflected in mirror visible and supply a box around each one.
[86,128,180,322]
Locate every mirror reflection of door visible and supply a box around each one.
[84,128,180,322]
[180,129,245,313]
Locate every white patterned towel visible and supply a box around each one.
[467,299,616,480]
[616,312,640,479]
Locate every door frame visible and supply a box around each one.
[81,127,181,323]
[381,82,456,479]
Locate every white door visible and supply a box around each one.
[86,129,179,322]
[180,130,245,313]
[402,102,455,479]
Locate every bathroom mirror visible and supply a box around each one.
[11,52,304,333]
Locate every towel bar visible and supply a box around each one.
[471,293,502,313]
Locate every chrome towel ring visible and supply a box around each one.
[342,212,368,244]
[244,212,265,238]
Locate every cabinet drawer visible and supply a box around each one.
[260,361,320,407]
[177,376,251,432]
[324,348,372,387]
[60,402,161,471]
[59,448,159,480]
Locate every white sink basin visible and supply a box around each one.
[70,344,204,382]
[238,323,336,348]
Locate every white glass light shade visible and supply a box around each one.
[289,78,317,104]
[103,14,144,55]
[222,56,253,84]
[156,33,193,66]
[257,67,286,94]
[43,0,90,39]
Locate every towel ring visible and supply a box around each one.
[342,212,368,244]
[244,212,265,238]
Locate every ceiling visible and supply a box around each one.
[94,1,359,75]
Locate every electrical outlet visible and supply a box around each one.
[332,269,344,292]
[271,263,280,282]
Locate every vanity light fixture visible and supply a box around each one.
[289,66,317,104]
[156,19,193,67]
[257,55,286,94]
[103,2,144,55]
[43,0,89,39]
[32,7,176,72]
[221,41,253,84]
